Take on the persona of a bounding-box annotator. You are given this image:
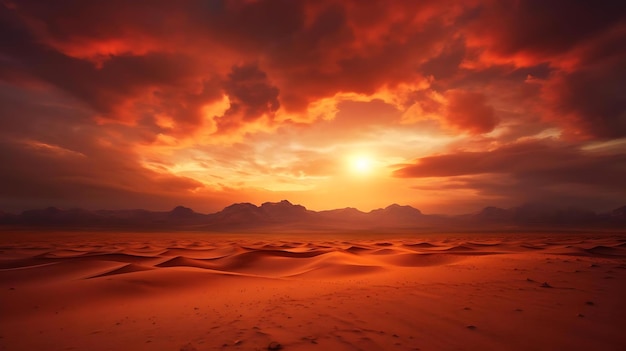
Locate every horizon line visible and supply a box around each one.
[3,199,624,217]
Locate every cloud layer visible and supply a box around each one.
[0,0,624,213]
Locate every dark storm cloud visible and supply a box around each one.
[220,63,280,126]
[543,56,626,139]
[394,140,626,209]
[466,0,626,140]
[0,0,625,212]
[468,0,626,58]
[394,140,626,188]
[3,0,624,136]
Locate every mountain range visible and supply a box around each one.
[0,200,624,232]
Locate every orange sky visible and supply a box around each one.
[0,0,625,214]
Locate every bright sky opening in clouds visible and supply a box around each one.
[0,0,625,214]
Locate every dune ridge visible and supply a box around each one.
[1,231,626,350]
[6,236,610,279]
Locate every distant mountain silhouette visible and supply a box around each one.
[370,204,423,223]
[470,204,603,227]
[0,201,624,231]
[612,205,626,219]
[260,200,311,221]
[169,206,196,218]
[318,207,367,222]
[475,206,511,221]
[19,207,100,225]
[206,200,311,227]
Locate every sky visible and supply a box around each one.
[0,0,625,214]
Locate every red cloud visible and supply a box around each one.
[1,0,625,213]
[1,0,470,123]
[393,140,625,186]
[541,54,626,140]
[393,140,626,209]
[217,63,280,132]
[444,90,498,134]
[2,0,623,142]
[466,0,626,64]
[464,0,626,139]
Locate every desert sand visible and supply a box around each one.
[1,230,626,351]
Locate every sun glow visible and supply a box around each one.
[349,155,374,175]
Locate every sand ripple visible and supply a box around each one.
[1,233,626,351]
[1,235,624,282]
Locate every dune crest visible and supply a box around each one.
[1,231,626,350]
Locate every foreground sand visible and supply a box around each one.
[1,230,626,351]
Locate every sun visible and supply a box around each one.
[350,155,374,174]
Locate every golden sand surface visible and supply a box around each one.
[1,231,625,350]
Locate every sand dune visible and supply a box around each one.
[1,231,626,350]
[584,245,626,256]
